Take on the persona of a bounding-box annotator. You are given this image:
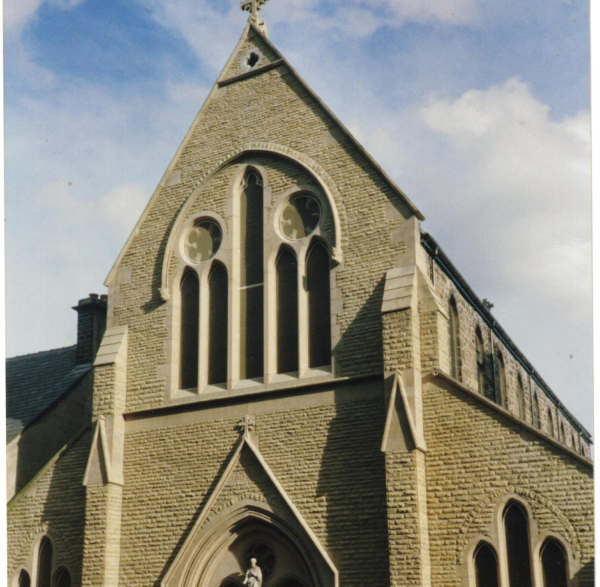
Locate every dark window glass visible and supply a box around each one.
[240,172,264,287]
[239,171,264,379]
[495,351,506,406]
[504,502,533,587]
[208,264,228,385]
[18,571,31,587]
[517,376,525,419]
[55,568,71,587]
[541,540,568,587]
[275,579,305,587]
[180,271,199,389]
[37,538,53,587]
[475,328,486,396]
[307,243,331,369]
[547,408,554,437]
[449,297,461,380]
[474,542,499,587]
[276,249,299,374]
[534,394,541,429]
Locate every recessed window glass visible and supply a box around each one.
[185,220,222,264]
[280,195,321,241]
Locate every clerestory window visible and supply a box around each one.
[475,327,486,396]
[449,296,461,380]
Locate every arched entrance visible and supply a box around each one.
[203,520,311,587]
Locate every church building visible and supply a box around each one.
[7,3,593,587]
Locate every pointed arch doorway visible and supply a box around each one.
[208,519,311,587]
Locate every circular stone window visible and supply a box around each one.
[184,219,222,264]
[280,195,321,241]
[241,48,264,72]
[242,542,276,582]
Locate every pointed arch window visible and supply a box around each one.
[474,542,499,587]
[239,171,264,380]
[517,375,525,419]
[306,242,331,369]
[276,248,299,374]
[208,263,228,385]
[18,571,30,587]
[37,538,53,587]
[55,568,71,587]
[547,408,554,437]
[475,327,485,396]
[504,501,533,587]
[449,297,461,380]
[495,350,506,407]
[540,539,568,587]
[180,270,200,389]
[533,394,541,429]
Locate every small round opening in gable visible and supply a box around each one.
[241,48,264,72]
[247,52,260,68]
[185,219,222,264]
[280,195,321,241]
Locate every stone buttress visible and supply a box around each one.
[380,216,432,587]
[81,326,128,587]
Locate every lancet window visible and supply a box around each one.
[449,297,461,380]
[475,327,485,396]
[495,350,506,407]
[55,568,71,587]
[469,498,573,587]
[180,270,200,389]
[36,537,53,587]
[307,242,331,369]
[540,539,568,587]
[517,375,525,419]
[276,248,299,374]
[533,394,541,429]
[208,263,228,385]
[474,542,499,587]
[18,571,30,587]
[239,171,264,380]
[175,163,334,394]
[547,408,554,437]
[504,501,533,587]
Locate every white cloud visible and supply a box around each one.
[4,0,44,34]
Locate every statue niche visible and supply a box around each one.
[208,521,311,587]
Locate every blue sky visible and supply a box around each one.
[4,0,592,430]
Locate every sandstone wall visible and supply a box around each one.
[422,377,593,586]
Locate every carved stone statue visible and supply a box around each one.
[243,558,262,587]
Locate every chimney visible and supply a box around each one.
[72,293,108,365]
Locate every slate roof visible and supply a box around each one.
[6,346,91,443]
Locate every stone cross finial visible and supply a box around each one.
[240,0,269,24]
[237,415,256,437]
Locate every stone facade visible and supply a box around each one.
[7,19,592,587]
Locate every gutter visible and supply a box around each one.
[421,231,591,442]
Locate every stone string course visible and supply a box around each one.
[119,398,390,587]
